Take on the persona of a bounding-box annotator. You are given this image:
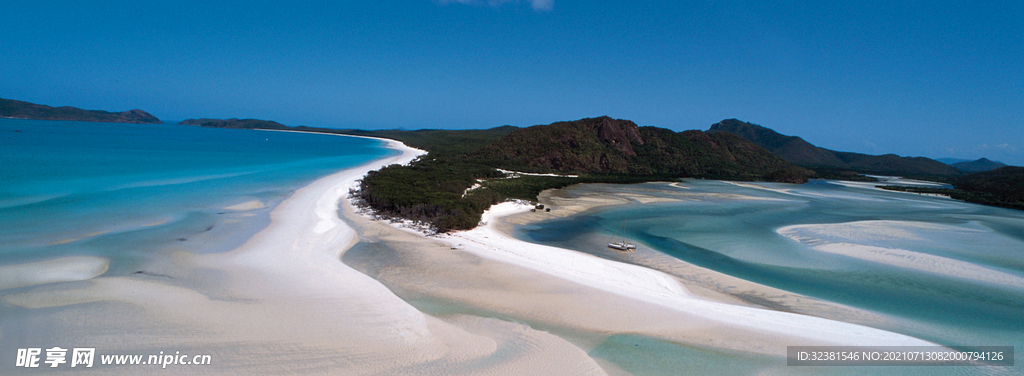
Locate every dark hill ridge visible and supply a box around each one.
[880,166,1024,211]
[474,116,641,173]
[951,158,1007,173]
[708,119,960,177]
[180,118,289,130]
[955,166,1024,203]
[706,119,842,166]
[0,98,161,124]
[474,116,810,183]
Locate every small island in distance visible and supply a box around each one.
[0,98,161,124]
[179,118,289,130]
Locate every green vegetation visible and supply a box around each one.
[878,166,1024,211]
[353,116,812,232]
[708,118,961,178]
[328,126,519,158]
[951,158,1007,173]
[629,128,810,182]
[354,159,682,232]
[805,168,879,182]
[180,118,289,130]
[0,98,161,124]
[472,117,810,182]
[354,159,504,231]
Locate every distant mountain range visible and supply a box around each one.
[707,119,960,178]
[0,98,161,124]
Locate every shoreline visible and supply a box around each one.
[342,179,940,363]
[1,135,955,374]
[434,201,934,348]
[2,136,614,375]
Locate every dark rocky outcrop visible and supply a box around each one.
[594,116,644,155]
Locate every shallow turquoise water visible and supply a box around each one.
[0,118,391,271]
[516,180,1024,375]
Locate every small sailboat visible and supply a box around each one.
[607,220,636,251]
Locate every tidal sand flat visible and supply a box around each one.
[778,221,1024,287]
[0,256,109,291]
[506,180,1024,375]
[441,203,935,348]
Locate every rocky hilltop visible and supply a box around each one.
[708,119,960,178]
[0,98,161,124]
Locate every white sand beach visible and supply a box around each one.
[430,202,934,348]
[1,137,607,375]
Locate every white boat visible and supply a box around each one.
[607,241,636,251]
[606,220,636,251]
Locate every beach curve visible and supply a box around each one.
[437,202,935,348]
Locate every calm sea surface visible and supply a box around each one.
[0,118,391,272]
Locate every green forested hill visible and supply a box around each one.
[473,117,641,173]
[355,116,811,232]
[951,158,1007,173]
[0,98,161,124]
[473,116,810,183]
[708,118,960,179]
[180,118,290,130]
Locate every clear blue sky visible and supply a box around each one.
[2,1,1022,165]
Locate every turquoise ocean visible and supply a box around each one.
[0,118,393,274]
[515,181,1024,375]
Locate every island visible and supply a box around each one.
[0,98,161,124]
[179,118,289,130]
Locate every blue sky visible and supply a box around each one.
[2,1,1022,165]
